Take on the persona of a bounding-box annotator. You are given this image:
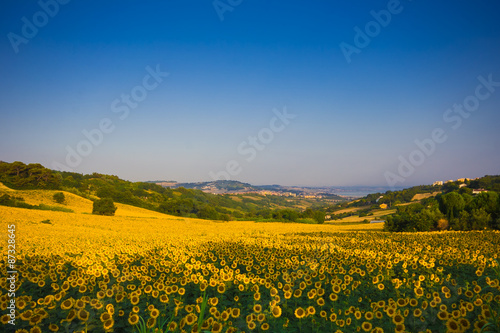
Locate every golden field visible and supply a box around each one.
[1,189,500,333]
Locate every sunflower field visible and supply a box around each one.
[1,204,500,333]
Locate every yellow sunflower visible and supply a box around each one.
[361,321,372,332]
[392,313,404,325]
[30,326,42,333]
[168,321,178,331]
[146,317,156,328]
[128,314,139,325]
[150,308,160,319]
[212,321,223,333]
[100,312,111,322]
[272,306,282,318]
[185,313,197,326]
[48,323,59,332]
[307,306,316,316]
[60,298,74,310]
[77,309,89,321]
[247,321,256,330]
[130,295,140,305]
[231,308,240,318]
[103,318,114,330]
[295,307,306,319]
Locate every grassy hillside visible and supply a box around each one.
[0,184,181,219]
[331,209,397,223]
[411,191,441,201]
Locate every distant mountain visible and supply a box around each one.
[167,180,257,193]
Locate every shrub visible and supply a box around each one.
[92,198,117,216]
[313,211,325,224]
[53,192,65,204]
[436,218,448,230]
[38,204,74,213]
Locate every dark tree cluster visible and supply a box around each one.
[0,161,61,189]
[92,198,117,216]
[385,190,500,232]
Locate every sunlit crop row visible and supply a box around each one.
[1,205,499,332]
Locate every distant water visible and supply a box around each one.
[335,191,376,198]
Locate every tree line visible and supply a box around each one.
[384,187,500,232]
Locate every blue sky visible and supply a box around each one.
[1,0,499,187]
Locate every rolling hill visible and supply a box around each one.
[0,161,338,223]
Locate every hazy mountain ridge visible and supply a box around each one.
[152,179,397,199]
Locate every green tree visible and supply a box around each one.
[197,205,219,219]
[459,186,473,196]
[443,182,460,193]
[455,208,491,230]
[96,186,115,198]
[385,203,443,232]
[471,192,499,214]
[92,198,117,216]
[313,211,326,224]
[469,208,491,230]
[0,194,14,206]
[53,192,65,204]
[419,207,445,230]
[453,211,470,231]
[438,192,465,220]
[281,209,299,222]
[302,208,314,219]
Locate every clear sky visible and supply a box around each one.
[1,0,499,187]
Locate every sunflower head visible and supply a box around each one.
[231,308,241,318]
[294,307,306,319]
[77,309,89,321]
[272,306,282,318]
[247,321,256,330]
[128,313,139,325]
[362,321,372,332]
[103,318,114,330]
[30,326,42,333]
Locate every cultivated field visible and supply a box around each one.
[331,209,396,223]
[0,189,499,332]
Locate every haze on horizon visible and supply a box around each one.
[1,1,499,187]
